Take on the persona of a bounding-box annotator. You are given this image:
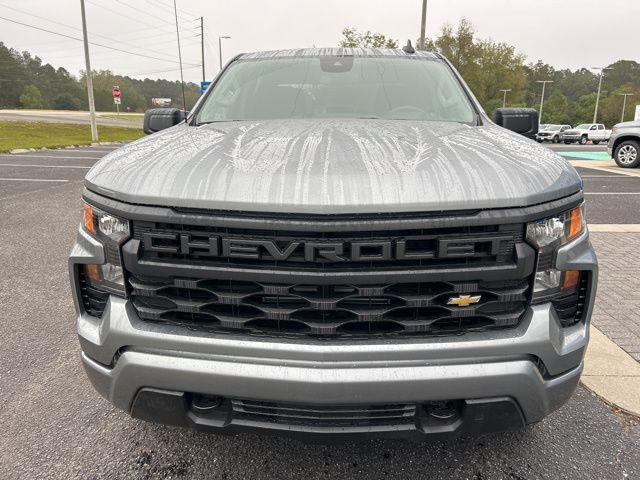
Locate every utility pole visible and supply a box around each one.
[419,0,428,49]
[499,89,511,108]
[592,67,612,123]
[218,36,230,70]
[80,0,98,142]
[619,93,634,123]
[199,17,205,84]
[536,80,553,127]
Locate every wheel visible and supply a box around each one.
[564,140,572,144]
[593,140,600,145]
[579,135,588,145]
[553,135,559,143]
[536,138,542,143]
[614,140,640,168]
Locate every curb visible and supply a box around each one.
[7,142,126,154]
[581,326,640,417]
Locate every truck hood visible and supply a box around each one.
[85,119,581,214]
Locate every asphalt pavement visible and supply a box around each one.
[1,144,639,479]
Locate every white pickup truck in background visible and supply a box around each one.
[562,123,612,145]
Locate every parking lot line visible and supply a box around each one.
[584,192,640,195]
[0,177,68,182]
[0,155,100,160]
[0,163,91,169]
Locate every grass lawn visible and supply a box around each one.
[0,120,145,152]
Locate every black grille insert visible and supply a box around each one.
[230,399,417,427]
[129,276,529,338]
[131,220,523,271]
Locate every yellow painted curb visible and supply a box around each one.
[581,326,640,416]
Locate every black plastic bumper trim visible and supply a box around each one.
[130,388,526,441]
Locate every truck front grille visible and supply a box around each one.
[129,276,529,338]
[124,214,533,339]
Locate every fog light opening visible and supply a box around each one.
[191,394,223,412]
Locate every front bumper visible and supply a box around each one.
[70,225,598,438]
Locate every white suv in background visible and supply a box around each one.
[563,124,611,145]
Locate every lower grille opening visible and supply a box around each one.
[130,276,530,339]
[230,399,418,427]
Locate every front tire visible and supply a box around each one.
[579,135,588,145]
[614,140,640,168]
[553,135,560,143]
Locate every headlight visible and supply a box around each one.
[81,202,130,297]
[526,205,585,301]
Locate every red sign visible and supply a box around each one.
[112,86,121,98]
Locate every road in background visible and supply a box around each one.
[0,109,142,128]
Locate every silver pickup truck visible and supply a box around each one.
[69,47,597,440]
[608,120,640,168]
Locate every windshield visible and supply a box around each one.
[545,124,560,130]
[195,56,476,124]
[575,124,590,129]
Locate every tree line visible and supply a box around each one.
[0,41,201,112]
[2,20,639,127]
[341,20,640,127]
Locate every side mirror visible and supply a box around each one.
[492,108,539,139]
[143,108,187,134]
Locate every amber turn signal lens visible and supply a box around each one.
[83,263,101,284]
[562,270,580,290]
[83,203,96,235]
[568,207,584,240]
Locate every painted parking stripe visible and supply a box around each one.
[0,155,99,160]
[584,192,640,195]
[0,177,68,182]
[0,163,91,169]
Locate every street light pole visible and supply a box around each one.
[618,93,634,123]
[592,67,612,123]
[218,35,230,70]
[499,89,511,108]
[419,0,428,49]
[200,17,205,84]
[80,0,98,142]
[536,80,553,127]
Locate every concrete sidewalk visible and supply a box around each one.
[581,231,640,417]
[583,327,640,416]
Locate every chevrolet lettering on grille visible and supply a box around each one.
[142,232,512,263]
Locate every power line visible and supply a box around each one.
[0,14,201,66]
[0,2,200,64]
[113,0,184,27]
[147,0,200,20]
[85,0,194,32]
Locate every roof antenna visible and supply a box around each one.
[173,0,188,121]
[402,40,415,54]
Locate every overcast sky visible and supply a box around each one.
[2,0,638,84]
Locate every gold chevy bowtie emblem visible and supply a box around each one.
[447,294,481,307]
